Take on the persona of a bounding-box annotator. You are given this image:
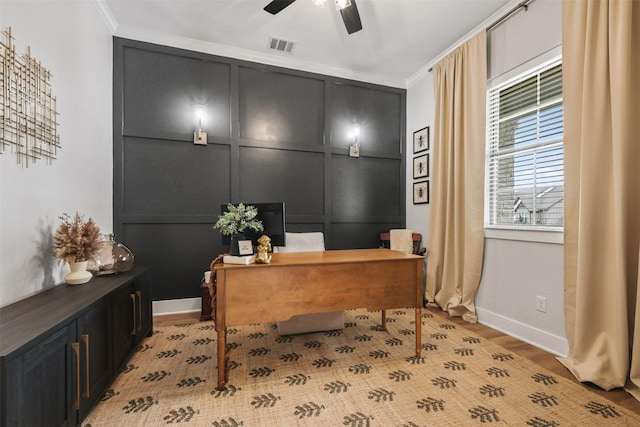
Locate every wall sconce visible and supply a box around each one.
[348,125,360,158]
[335,0,352,10]
[194,107,207,145]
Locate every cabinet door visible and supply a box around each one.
[112,283,136,371]
[134,270,153,340]
[10,323,77,427]
[78,301,113,420]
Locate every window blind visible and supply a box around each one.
[486,60,564,228]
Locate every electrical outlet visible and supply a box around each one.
[536,296,547,313]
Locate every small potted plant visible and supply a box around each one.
[213,203,263,255]
[53,212,103,284]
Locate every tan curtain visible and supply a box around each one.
[560,0,640,399]
[632,246,640,399]
[426,30,486,323]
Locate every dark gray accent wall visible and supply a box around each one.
[113,38,406,301]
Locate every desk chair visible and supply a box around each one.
[380,230,426,255]
[273,232,345,335]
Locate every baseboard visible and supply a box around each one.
[153,297,202,316]
[476,307,569,357]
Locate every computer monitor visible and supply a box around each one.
[220,202,286,248]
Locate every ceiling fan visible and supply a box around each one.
[264,0,363,35]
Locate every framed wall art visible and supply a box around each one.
[413,181,429,204]
[1,27,60,166]
[413,126,429,154]
[413,154,429,179]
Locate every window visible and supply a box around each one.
[486,59,563,229]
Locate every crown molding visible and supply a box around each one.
[91,0,406,89]
[91,0,117,33]
[405,0,525,88]
[113,25,406,89]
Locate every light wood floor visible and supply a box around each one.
[154,308,640,415]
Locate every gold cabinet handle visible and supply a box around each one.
[82,334,90,398]
[71,342,80,411]
[130,293,137,335]
[136,291,143,333]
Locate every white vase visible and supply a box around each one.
[65,261,92,285]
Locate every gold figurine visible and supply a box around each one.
[255,234,272,264]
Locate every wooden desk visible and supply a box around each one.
[211,248,424,389]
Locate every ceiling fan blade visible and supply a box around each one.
[264,0,297,15]
[340,0,363,34]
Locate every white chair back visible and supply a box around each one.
[274,232,325,253]
[389,229,414,253]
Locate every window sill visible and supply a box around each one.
[484,226,563,244]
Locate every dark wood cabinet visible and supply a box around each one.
[0,268,152,427]
[133,271,152,342]
[15,323,76,427]
[112,272,151,370]
[112,284,137,371]
[77,301,112,420]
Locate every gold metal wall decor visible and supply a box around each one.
[1,27,60,166]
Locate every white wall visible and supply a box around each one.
[0,1,113,306]
[405,72,433,241]
[405,0,567,356]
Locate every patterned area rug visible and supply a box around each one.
[84,309,640,426]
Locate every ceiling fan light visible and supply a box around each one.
[335,0,351,10]
[311,0,327,7]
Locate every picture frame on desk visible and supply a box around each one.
[413,181,429,204]
[413,154,429,179]
[413,126,429,154]
[238,240,253,255]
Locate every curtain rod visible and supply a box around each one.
[487,0,533,31]
[428,0,533,72]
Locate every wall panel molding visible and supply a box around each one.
[113,37,406,300]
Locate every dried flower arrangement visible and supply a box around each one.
[53,212,103,264]
[213,203,264,236]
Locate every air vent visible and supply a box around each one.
[268,37,295,54]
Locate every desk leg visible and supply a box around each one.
[381,310,387,331]
[217,329,226,390]
[415,308,422,357]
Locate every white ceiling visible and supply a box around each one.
[100,0,512,87]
